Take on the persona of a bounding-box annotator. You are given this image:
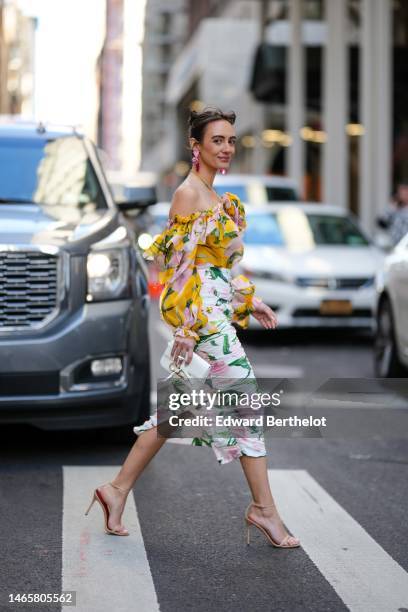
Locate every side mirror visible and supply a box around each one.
[114,186,157,211]
[376,216,390,230]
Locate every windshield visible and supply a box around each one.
[214,183,298,203]
[266,186,298,201]
[245,211,369,248]
[244,213,285,245]
[0,135,108,213]
[214,185,247,201]
[306,214,369,245]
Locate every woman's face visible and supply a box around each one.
[192,119,236,172]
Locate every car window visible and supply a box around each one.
[244,211,368,248]
[213,184,298,203]
[266,186,298,201]
[244,214,285,245]
[0,135,108,213]
[306,214,369,245]
[214,185,247,201]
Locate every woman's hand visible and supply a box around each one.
[251,299,278,330]
[171,336,196,366]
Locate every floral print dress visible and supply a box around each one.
[133,192,267,465]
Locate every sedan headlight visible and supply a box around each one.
[86,248,129,301]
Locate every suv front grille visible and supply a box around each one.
[0,251,59,329]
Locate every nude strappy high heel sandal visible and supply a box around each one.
[84,482,131,536]
[245,501,300,548]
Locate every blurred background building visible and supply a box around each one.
[3,0,407,236]
[97,0,145,174]
[0,0,36,115]
[139,0,408,235]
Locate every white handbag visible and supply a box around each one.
[160,339,211,380]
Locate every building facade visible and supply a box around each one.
[97,0,145,174]
[0,0,36,116]
[140,0,187,192]
[140,0,408,235]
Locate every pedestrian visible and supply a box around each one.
[388,183,408,247]
[377,183,408,246]
[85,106,300,549]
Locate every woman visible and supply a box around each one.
[85,107,300,549]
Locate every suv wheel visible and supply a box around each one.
[374,297,406,377]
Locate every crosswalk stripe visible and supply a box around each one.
[62,466,160,612]
[267,469,408,612]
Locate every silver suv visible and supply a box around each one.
[0,120,151,434]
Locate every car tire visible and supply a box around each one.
[374,297,407,377]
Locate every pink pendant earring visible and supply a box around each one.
[219,168,227,175]
[192,148,200,172]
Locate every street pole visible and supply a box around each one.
[252,0,269,174]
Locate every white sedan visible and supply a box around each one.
[374,233,408,376]
[237,204,384,330]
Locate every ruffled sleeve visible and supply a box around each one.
[223,192,263,328]
[142,210,215,342]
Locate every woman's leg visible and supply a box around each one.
[98,426,167,532]
[239,455,300,545]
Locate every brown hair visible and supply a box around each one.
[188,106,236,144]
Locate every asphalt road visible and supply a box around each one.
[0,304,407,612]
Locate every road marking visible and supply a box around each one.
[253,364,304,377]
[267,469,408,612]
[62,466,160,612]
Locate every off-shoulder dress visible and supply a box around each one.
[133,192,267,465]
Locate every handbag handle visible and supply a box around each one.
[163,361,190,382]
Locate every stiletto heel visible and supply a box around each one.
[84,481,131,536]
[84,493,97,516]
[244,501,300,549]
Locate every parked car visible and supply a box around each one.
[374,233,408,376]
[0,119,152,434]
[213,173,300,203]
[239,204,384,329]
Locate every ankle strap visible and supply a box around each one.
[252,501,275,509]
[109,481,130,494]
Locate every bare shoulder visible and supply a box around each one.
[169,184,199,220]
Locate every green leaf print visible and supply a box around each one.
[228,356,252,376]
[208,266,229,283]
[223,335,232,355]
[227,252,242,266]
[216,297,228,305]
[224,231,238,239]
[227,437,237,446]
[192,437,212,447]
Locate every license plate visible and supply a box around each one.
[319,300,353,315]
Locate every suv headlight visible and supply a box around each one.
[86,248,129,301]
